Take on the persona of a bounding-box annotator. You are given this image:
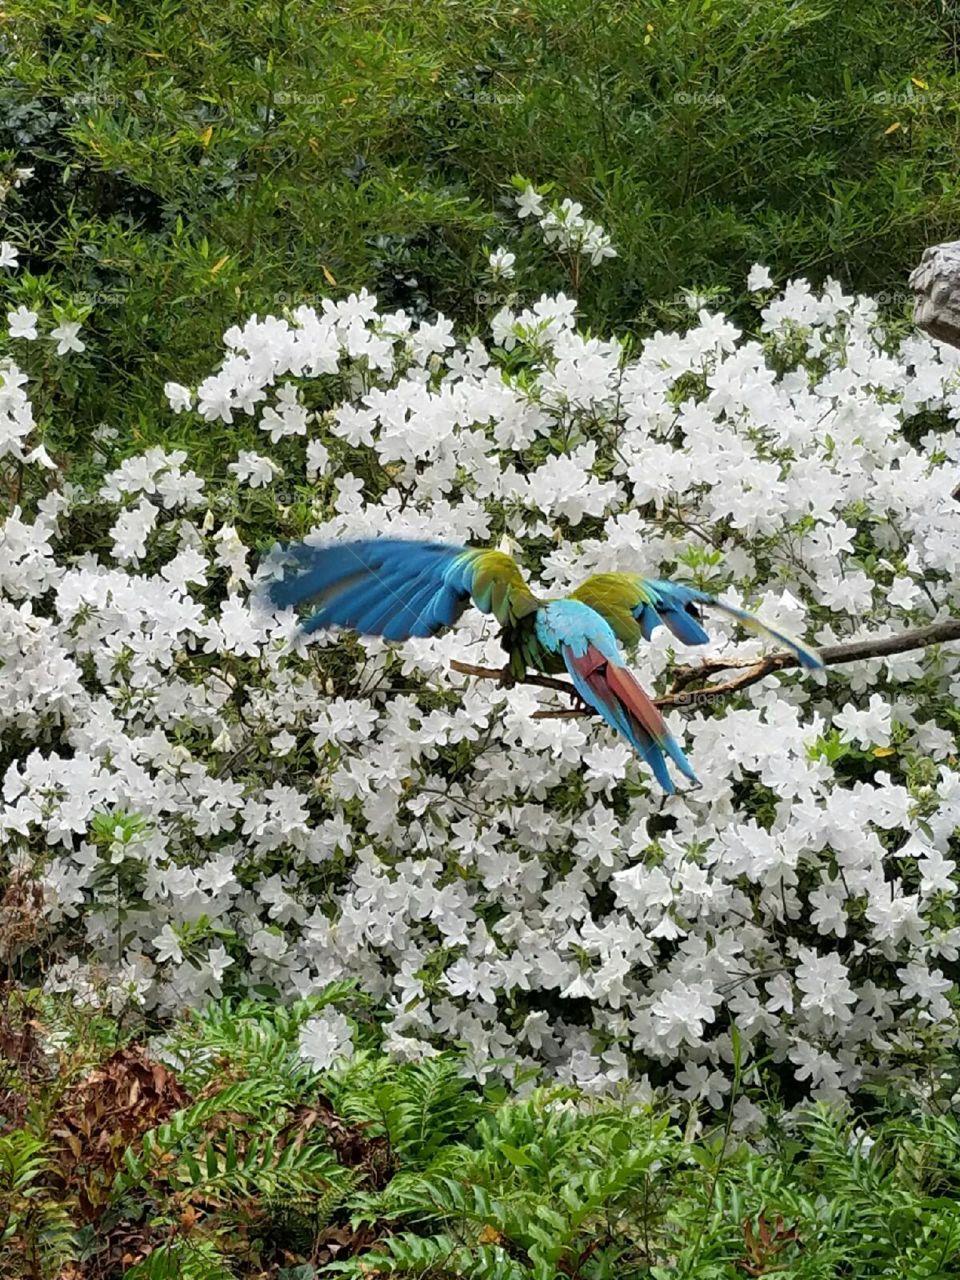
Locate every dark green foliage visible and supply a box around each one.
[0,1130,76,1279]
[328,1091,960,1279]
[3,992,960,1276]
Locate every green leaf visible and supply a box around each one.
[497,1141,534,1168]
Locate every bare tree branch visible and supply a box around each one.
[448,619,960,719]
[449,660,575,699]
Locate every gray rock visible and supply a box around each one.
[910,241,960,348]
[909,242,960,498]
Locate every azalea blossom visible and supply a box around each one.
[7,305,38,340]
[50,321,85,355]
[487,246,516,279]
[298,1010,354,1069]
[747,263,774,291]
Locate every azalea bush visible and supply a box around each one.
[2,183,960,1122]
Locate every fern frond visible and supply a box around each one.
[118,1078,283,1189]
[122,1237,237,1280]
[170,1131,345,1201]
[327,1052,484,1166]
[328,1230,528,1280]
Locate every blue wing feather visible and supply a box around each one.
[643,580,822,669]
[269,538,479,639]
[378,570,449,640]
[637,599,710,645]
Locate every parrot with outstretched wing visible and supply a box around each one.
[268,537,822,793]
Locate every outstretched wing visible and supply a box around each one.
[561,641,698,794]
[268,537,538,640]
[571,573,823,670]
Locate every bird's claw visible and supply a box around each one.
[498,663,516,690]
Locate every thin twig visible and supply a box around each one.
[448,619,960,717]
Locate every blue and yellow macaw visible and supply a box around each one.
[269,537,822,793]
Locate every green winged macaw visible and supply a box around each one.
[268,536,822,793]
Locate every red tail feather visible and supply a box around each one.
[567,645,668,741]
[605,663,671,742]
[568,647,616,709]
[564,644,697,791]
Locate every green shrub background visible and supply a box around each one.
[4,0,960,464]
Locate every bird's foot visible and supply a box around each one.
[498,663,516,690]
